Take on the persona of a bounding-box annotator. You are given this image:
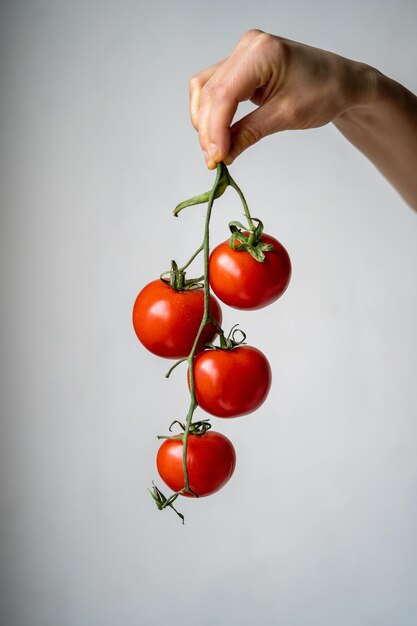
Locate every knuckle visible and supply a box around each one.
[239,124,263,148]
[239,28,264,46]
[189,74,203,92]
[249,32,289,63]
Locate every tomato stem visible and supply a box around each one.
[152,162,257,519]
[165,357,188,379]
[181,162,225,492]
[172,162,256,231]
[225,168,255,231]
[178,244,204,272]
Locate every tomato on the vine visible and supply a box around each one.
[189,345,272,418]
[132,279,222,359]
[209,232,291,310]
[156,431,236,497]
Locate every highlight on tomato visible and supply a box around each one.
[132,276,222,359]
[156,428,236,497]
[209,220,291,310]
[189,342,272,418]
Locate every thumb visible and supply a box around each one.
[224,100,286,164]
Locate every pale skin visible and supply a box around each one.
[190,29,417,210]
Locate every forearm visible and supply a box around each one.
[334,71,417,210]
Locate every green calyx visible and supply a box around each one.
[160,260,204,291]
[158,419,212,439]
[185,419,212,435]
[228,218,274,263]
[148,483,185,524]
[206,324,247,351]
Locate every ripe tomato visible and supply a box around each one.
[189,345,271,418]
[209,233,291,310]
[132,280,222,359]
[157,431,236,497]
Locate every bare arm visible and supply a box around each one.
[190,29,417,210]
[334,76,417,209]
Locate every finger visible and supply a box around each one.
[197,32,274,167]
[189,61,223,130]
[197,60,263,167]
[197,86,239,168]
[189,31,262,132]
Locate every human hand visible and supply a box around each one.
[190,29,375,168]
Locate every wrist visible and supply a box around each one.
[337,61,381,116]
[334,63,412,132]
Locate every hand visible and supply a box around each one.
[190,29,375,168]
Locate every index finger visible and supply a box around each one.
[189,61,223,130]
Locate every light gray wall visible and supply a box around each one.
[1,1,416,625]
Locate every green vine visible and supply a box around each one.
[150,162,261,523]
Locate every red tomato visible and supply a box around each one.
[157,431,236,497]
[209,233,291,310]
[189,345,272,418]
[132,280,222,359]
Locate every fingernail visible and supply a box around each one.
[224,153,235,166]
[204,150,216,170]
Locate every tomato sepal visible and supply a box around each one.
[205,324,247,351]
[228,219,275,263]
[148,482,185,524]
[159,259,204,291]
[157,419,212,440]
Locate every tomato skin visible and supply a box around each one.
[189,346,272,418]
[132,280,222,359]
[209,233,291,310]
[156,431,236,497]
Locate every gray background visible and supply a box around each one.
[1,1,416,625]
